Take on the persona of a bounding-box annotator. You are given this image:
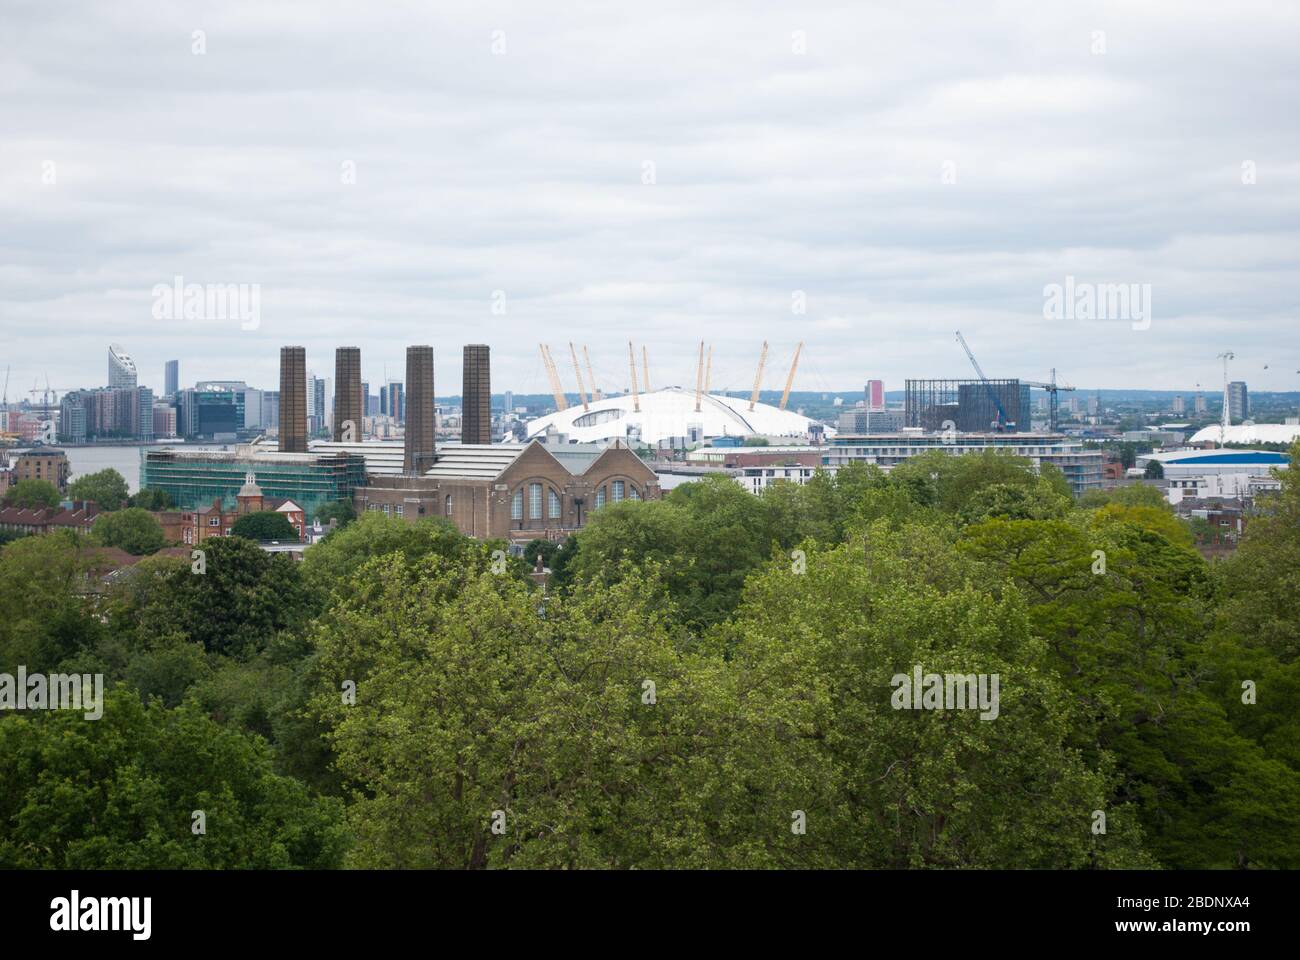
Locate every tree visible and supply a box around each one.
[68,468,130,511]
[0,688,347,868]
[522,538,559,568]
[2,478,60,509]
[128,487,174,510]
[230,510,298,542]
[314,499,356,528]
[92,507,166,555]
[132,535,311,657]
[723,521,1158,868]
[1144,459,1165,479]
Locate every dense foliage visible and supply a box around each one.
[3,445,1299,869]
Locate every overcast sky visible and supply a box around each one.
[2,0,1298,402]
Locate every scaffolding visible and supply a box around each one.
[905,379,1029,433]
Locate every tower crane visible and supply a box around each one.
[1020,368,1076,432]
[779,342,803,411]
[955,331,1012,431]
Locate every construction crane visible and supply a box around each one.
[955,331,1012,431]
[779,342,804,411]
[583,346,601,401]
[627,341,641,413]
[694,341,705,412]
[749,341,769,411]
[568,343,590,411]
[641,345,651,393]
[1020,368,1076,432]
[704,345,712,397]
[2,365,8,407]
[538,344,568,412]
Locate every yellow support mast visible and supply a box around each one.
[569,342,589,411]
[749,341,769,411]
[694,341,705,412]
[628,341,641,413]
[779,341,803,410]
[583,345,601,401]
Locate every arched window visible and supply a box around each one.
[629,485,640,500]
[548,489,561,519]
[511,489,523,520]
[529,482,542,519]
[595,485,606,509]
[612,480,625,503]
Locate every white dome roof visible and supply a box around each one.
[1188,423,1300,446]
[526,386,829,446]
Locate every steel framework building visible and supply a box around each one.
[905,379,1031,433]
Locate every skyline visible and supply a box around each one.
[3,1,1299,395]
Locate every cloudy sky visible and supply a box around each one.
[2,0,1298,401]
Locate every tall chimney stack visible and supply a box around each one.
[333,347,362,442]
[462,344,491,445]
[279,346,307,452]
[404,345,436,474]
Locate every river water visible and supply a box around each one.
[4,443,226,492]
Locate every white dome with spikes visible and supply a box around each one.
[526,386,829,446]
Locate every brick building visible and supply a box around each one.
[0,500,102,537]
[352,439,659,542]
[179,473,306,545]
[13,449,71,492]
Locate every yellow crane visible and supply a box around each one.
[694,341,705,412]
[779,341,803,411]
[749,341,769,411]
[642,345,651,393]
[538,344,568,412]
[583,345,601,401]
[627,341,641,413]
[569,342,589,411]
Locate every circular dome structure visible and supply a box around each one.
[526,386,829,446]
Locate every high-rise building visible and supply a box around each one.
[1195,393,1207,415]
[503,390,514,414]
[1228,381,1249,422]
[108,344,138,390]
[165,360,179,398]
[462,344,491,444]
[334,347,362,442]
[381,382,405,423]
[279,346,307,453]
[1172,394,1185,415]
[866,379,885,412]
[404,347,435,475]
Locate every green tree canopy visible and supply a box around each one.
[230,510,298,542]
[128,487,174,510]
[93,507,166,555]
[2,478,61,509]
[0,688,346,868]
[68,468,130,511]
